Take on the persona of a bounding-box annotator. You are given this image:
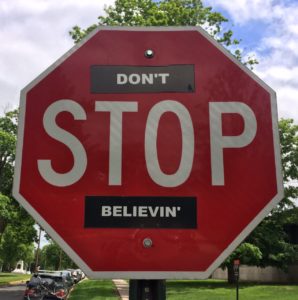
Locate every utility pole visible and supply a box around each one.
[34,225,42,271]
[129,280,166,300]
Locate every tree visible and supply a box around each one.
[69,0,257,68]
[221,243,262,283]
[0,193,11,237]
[0,110,37,270]
[0,110,18,236]
[246,212,298,270]
[0,109,17,197]
[248,119,298,266]
[0,223,35,271]
[0,198,36,271]
[223,119,298,282]
[278,119,298,208]
[39,242,77,270]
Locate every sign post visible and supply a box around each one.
[129,280,166,300]
[233,259,240,300]
[13,27,283,281]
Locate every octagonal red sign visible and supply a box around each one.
[13,27,283,279]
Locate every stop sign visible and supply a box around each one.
[13,27,283,279]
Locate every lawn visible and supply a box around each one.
[167,280,298,300]
[67,279,298,300]
[0,272,30,285]
[68,279,118,300]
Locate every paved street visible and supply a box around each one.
[0,284,25,300]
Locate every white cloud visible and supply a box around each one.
[1,0,298,124]
[0,0,114,113]
[259,66,298,85]
[205,0,274,24]
[254,3,298,122]
[275,87,298,121]
[205,0,298,123]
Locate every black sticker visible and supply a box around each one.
[85,196,197,229]
[90,65,195,93]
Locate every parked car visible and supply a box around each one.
[75,269,85,281]
[24,272,69,300]
[66,269,79,283]
[59,270,75,287]
[78,269,85,280]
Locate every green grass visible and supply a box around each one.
[167,280,298,300]
[67,278,298,300]
[0,272,30,285]
[68,279,118,300]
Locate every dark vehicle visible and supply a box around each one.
[24,273,69,300]
[78,269,85,280]
[59,270,75,287]
[65,269,78,284]
[37,270,74,287]
[75,269,84,282]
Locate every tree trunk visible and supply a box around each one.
[58,249,62,270]
[0,217,6,236]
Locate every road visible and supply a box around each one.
[0,284,25,300]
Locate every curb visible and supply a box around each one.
[66,278,87,299]
[0,279,27,288]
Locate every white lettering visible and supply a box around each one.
[37,99,87,187]
[116,73,170,85]
[142,74,154,84]
[39,99,257,189]
[145,100,195,187]
[165,207,177,217]
[138,206,148,217]
[160,206,164,217]
[129,74,141,85]
[100,206,181,217]
[117,74,127,85]
[123,206,132,217]
[113,206,122,217]
[209,102,257,186]
[101,206,112,217]
[148,206,159,217]
[158,73,169,84]
[95,101,138,185]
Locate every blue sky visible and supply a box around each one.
[0,0,297,123]
[205,0,298,123]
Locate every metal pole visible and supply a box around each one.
[236,276,239,300]
[129,280,166,300]
[233,259,240,300]
[34,225,42,271]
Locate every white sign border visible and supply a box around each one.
[13,26,284,279]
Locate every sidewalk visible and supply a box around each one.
[113,279,129,300]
